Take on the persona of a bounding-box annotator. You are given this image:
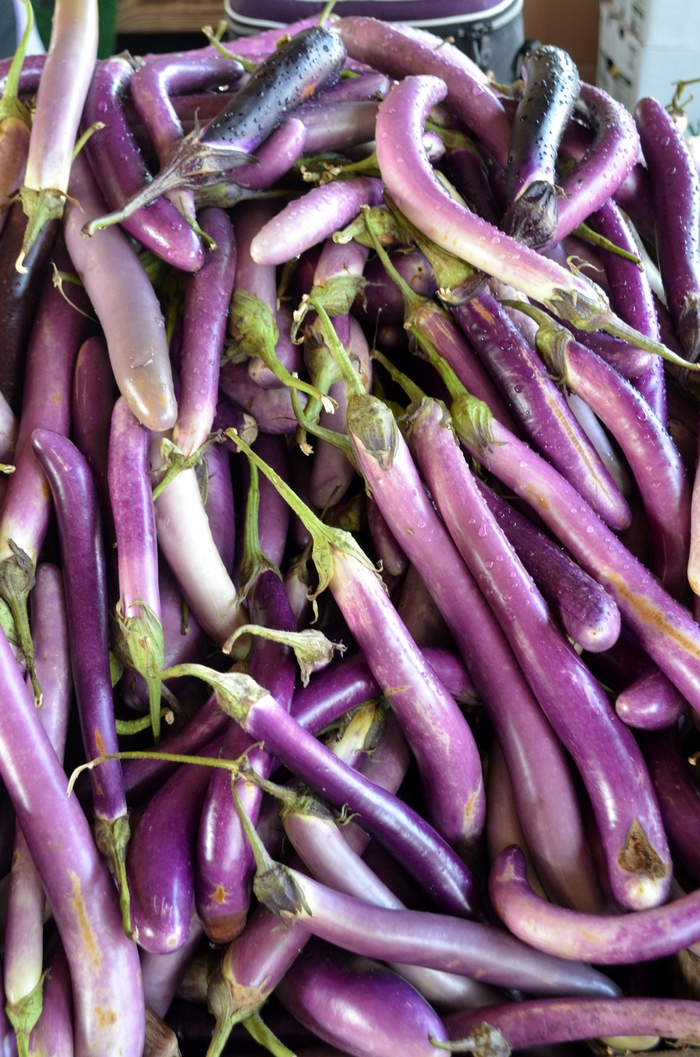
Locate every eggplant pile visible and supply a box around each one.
[3,3,700,1056]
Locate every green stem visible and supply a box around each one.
[291,387,355,458]
[242,1012,297,1057]
[115,710,173,735]
[307,297,364,400]
[152,434,222,500]
[0,0,32,124]
[371,348,427,405]
[67,747,246,799]
[72,122,105,161]
[94,815,133,938]
[573,222,641,264]
[5,972,45,1057]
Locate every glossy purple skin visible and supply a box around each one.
[140,909,204,1019]
[570,328,654,379]
[350,401,602,913]
[445,997,700,1049]
[357,248,437,328]
[638,728,700,881]
[315,72,392,105]
[72,335,120,545]
[0,54,45,94]
[477,482,621,653]
[297,99,380,154]
[174,208,236,457]
[545,330,691,599]
[616,670,686,730]
[83,56,204,272]
[636,96,700,362]
[249,433,291,571]
[109,398,160,620]
[128,737,224,954]
[213,117,307,199]
[553,84,640,246]
[284,808,501,1012]
[410,398,671,911]
[591,199,666,424]
[0,623,143,1057]
[277,943,449,1057]
[455,293,630,531]
[5,565,71,1015]
[219,361,302,434]
[0,250,90,566]
[27,940,73,1057]
[283,870,618,997]
[463,412,700,722]
[0,201,58,412]
[490,843,700,964]
[250,177,384,266]
[367,498,407,578]
[449,144,501,226]
[329,545,485,855]
[130,52,244,167]
[64,152,178,433]
[613,161,656,246]
[334,17,510,167]
[239,690,479,916]
[31,429,126,825]
[196,572,297,943]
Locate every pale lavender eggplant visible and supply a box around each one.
[283,804,502,1013]
[109,397,160,621]
[451,399,700,722]
[455,293,630,531]
[219,360,303,434]
[268,869,619,997]
[616,670,686,730]
[553,84,640,245]
[476,482,621,653]
[150,436,244,646]
[18,0,97,264]
[128,736,224,954]
[638,727,700,881]
[26,939,72,1057]
[4,565,71,1055]
[349,397,603,913]
[503,45,580,249]
[590,199,666,423]
[334,17,511,167]
[196,572,297,943]
[444,997,700,1050]
[72,334,120,546]
[409,396,671,911]
[140,908,205,1019]
[173,208,236,457]
[532,318,691,599]
[0,622,144,1057]
[82,55,204,272]
[64,152,178,432]
[250,178,384,266]
[276,942,450,1057]
[490,843,700,964]
[635,96,700,363]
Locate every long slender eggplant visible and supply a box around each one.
[84,26,347,232]
[72,335,120,546]
[490,843,700,964]
[635,96,700,364]
[0,622,144,1057]
[82,55,205,271]
[30,429,132,934]
[0,0,33,225]
[407,396,671,912]
[64,152,178,433]
[503,45,580,249]
[18,0,98,266]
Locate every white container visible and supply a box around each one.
[598,2,700,131]
[616,0,700,48]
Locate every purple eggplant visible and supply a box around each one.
[503,45,580,249]
[635,96,700,363]
[30,428,132,934]
[0,620,143,1057]
[616,670,686,730]
[490,843,700,964]
[638,727,700,882]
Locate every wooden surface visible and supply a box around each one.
[523,0,600,85]
[116,0,225,33]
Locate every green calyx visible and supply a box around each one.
[223,623,345,685]
[94,814,133,938]
[0,541,40,703]
[334,204,402,248]
[113,601,165,742]
[158,664,269,726]
[16,187,64,273]
[5,973,46,1057]
[224,429,379,617]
